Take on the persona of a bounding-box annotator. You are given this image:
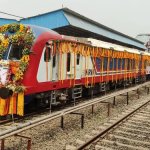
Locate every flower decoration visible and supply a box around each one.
[0,33,9,59]
[0,23,35,93]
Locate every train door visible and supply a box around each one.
[37,44,51,82]
[52,54,58,81]
[66,53,82,79]
[37,42,59,82]
[76,54,82,79]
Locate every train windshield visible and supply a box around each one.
[6,44,23,60]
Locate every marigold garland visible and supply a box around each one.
[0,23,35,93]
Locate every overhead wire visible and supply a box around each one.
[0,11,24,19]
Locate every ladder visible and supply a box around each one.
[135,77,139,84]
[100,82,106,92]
[124,80,129,87]
[50,91,59,105]
[72,86,82,100]
[129,78,132,84]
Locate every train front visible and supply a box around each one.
[0,23,35,116]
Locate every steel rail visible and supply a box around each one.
[0,81,150,140]
[77,100,150,150]
[0,109,50,126]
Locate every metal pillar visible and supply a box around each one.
[61,113,84,129]
[49,97,52,114]
[91,87,94,115]
[127,92,129,105]
[137,89,140,99]
[1,139,4,150]
[113,96,116,106]
[91,87,93,99]
[70,112,84,129]
[120,92,129,105]
[15,134,31,150]
[91,105,94,115]
[147,87,149,95]
[73,97,76,106]
[61,116,64,129]
[100,102,111,117]
[81,114,84,129]
[107,103,110,116]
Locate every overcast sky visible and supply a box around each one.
[0,0,150,37]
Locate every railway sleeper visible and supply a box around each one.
[119,126,150,135]
[123,122,150,130]
[139,110,150,115]
[114,130,150,141]
[91,130,101,135]
[65,145,76,150]
[132,115,150,120]
[98,139,148,150]
[75,139,85,146]
[136,112,150,117]
[84,134,93,139]
[130,118,150,124]
[95,144,112,150]
[127,120,150,127]
[108,134,150,148]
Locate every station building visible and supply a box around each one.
[0,8,146,50]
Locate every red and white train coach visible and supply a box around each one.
[0,23,150,116]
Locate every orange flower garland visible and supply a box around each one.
[0,23,35,93]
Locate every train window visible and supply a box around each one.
[96,58,101,71]
[8,44,23,60]
[103,57,108,70]
[139,61,142,68]
[127,59,130,70]
[67,53,71,72]
[118,59,121,69]
[122,59,125,70]
[109,58,113,70]
[133,60,135,69]
[113,58,117,70]
[77,54,80,65]
[144,60,147,69]
[44,47,51,62]
[131,59,135,69]
[53,55,56,68]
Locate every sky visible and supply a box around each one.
[0,0,150,38]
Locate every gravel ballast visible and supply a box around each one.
[4,87,149,150]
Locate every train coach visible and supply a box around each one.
[0,23,150,116]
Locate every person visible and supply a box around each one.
[145,39,150,52]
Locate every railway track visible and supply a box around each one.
[67,98,150,150]
[0,81,150,150]
[0,90,105,126]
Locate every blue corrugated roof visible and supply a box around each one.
[21,10,69,29]
[0,8,146,50]
[63,10,145,49]
[0,18,17,26]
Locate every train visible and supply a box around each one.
[0,23,150,116]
